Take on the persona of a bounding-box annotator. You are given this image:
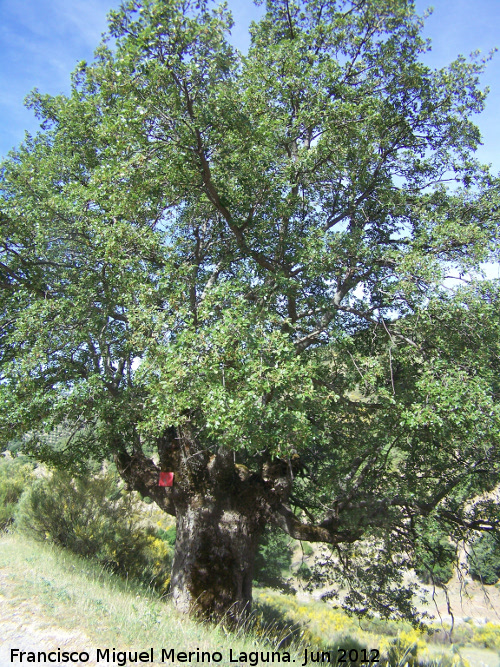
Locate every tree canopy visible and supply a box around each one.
[1,0,500,621]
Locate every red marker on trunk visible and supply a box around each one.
[159,472,174,487]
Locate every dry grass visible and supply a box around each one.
[2,532,500,667]
[0,532,301,666]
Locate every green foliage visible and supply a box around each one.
[250,600,305,649]
[1,0,500,622]
[415,525,456,586]
[0,455,34,529]
[15,469,173,593]
[468,534,500,585]
[253,592,477,666]
[296,561,313,581]
[302,542,314,557]
[156,525,177,547]
[253,527,294,592]
[382,632,421,667]
[415,554,454,587]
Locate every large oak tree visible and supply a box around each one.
[1,0,500,621]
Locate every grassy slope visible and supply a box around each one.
[0,532,300,666]
[2,532,500,667]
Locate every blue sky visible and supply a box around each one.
[1,0,499,171]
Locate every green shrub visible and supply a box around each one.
[296,561,312,581]
[414,529,455,586]
[467,534,500,585]
[302,542,314,557]
[384,638,418,667]
[416,559,454,587]
[157,525,176,546]
[253,526,294,592]
[326,636,372,667]
[251,599,306,648]
[0,455,35,529]
[15,468,173,593]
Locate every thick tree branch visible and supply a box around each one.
[115,450,176,516]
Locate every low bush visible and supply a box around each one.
[15,468,174,594]
[296,561,312,581]
[472,622,500,650]
[0,454,34,529]
[302,542,314,557]
[467,534,500,585]
[253,526,294,592]
[379,628,427,667]
[253,589,362,648]
[414,528,456,587]
[156,524,177,546]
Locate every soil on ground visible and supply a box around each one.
[0,569,111,667]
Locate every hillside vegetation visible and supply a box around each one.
[2,456,500,666]
[0,533,297,667]
[2,532,500,667]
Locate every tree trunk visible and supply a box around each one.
[116,434,356,621]
[170,493,260,620]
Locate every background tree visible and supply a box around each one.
[468,533,500,585]
[1,0,500,621]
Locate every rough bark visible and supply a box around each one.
[114,424,363,620]
[170,494,261,619]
